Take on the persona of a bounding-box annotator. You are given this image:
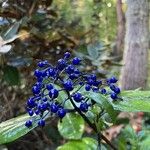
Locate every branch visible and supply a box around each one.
[66,91,117,150]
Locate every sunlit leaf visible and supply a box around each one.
[58,113,84,140]
[57,137,98,150]
[0,111,50,144]
[110,91,150,112]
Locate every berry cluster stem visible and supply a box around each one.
[66,91,117,150]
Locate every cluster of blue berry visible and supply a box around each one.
[25,52,121,128]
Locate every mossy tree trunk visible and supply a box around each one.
[120,0,149,90]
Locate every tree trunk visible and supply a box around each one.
[113,0,125,58]
[120,0,149,90]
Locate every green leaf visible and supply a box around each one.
[86,91,118,122]
[139,137,150,150]
[87,42,101,60]
[0,114,36,144]
[57,137,98,150]
[3,65,20,85]
[0,111,50,144]
[3,22,20,40]
[110,91,150,112]
[58,113,84,140]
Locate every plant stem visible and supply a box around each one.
[97,132,101,150]
[66,91,117,150]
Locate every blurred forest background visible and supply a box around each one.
[0,0,149,150]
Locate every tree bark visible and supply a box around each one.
[113,0,125,58]
[120,0,149,90]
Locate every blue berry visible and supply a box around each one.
[37,77,43,82]
[109,84,116,91]
[28,110,34,116]
[79,82,84,85]
[50,104,58,113]
[34,69,42,78]
[57,109,66,118]
[90,74,96,81]
[101,88,106,94]
[42,102,49,110]
[93,80,102,86]
[35,109,40,115]
[38,119,45,127]
[49,89,59,99]
[92,87,99,92]
[114,87,120,94]
[46,84,53,90]
[85,84,91,91]
[64,52,71,59]
[25,120,32,127]
[57,59,67,70]
[87,79,94,86]
[72,57,81,65]
[38,104,45,112]
[80,103,88,112]
[63,80,73,91]
[110,92,117,100]
[73,93,83,102]
[65,65,75,74]
[74,68,80,74]
[38,60,48,67]
[109,77,118,83]
[42,97,48,102]
[69,73,78,80]
[34,82,42,89]
[27,97,36,108]
[32,86,40,95]
[47,68,56,77]
[42,70,47,77]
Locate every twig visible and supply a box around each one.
[28,0,38,17]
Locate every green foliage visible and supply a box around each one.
[3,65,20,85]
[110,91,150,112]
[86,91,118,123]
[0,114,36,144]
[118,125,150,150]
[0,111,50,144]
[57,137,99,150]
[58,113,84,140]
[1,90,150,147]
